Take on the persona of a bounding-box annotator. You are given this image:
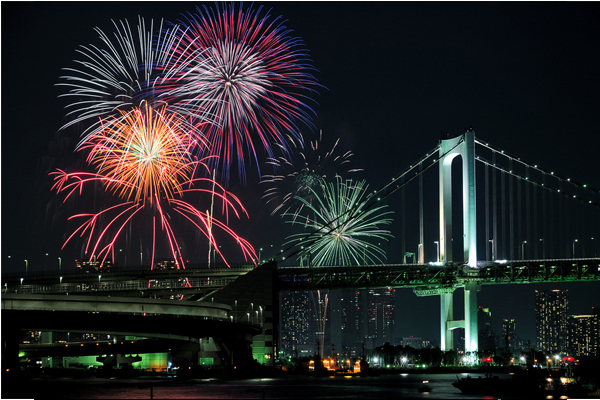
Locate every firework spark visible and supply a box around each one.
[51,105,255,268]
[162,3,320,182]
[262,131,362,220]
[57,17,182,144]
[285,177,393,266]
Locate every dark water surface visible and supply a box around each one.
[11,373,518,399]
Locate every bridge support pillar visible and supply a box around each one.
[463,281,480,359]
[439,129,477,267]
[440,293,454,351]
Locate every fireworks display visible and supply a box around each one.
[51,104,255,268]
[261,131,362,220]
[162,3,320,182]
[57,17,181,143]
[53,3,324,269]
[285,177,393,267]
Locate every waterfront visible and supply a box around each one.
[7,373,532,399]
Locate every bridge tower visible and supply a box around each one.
[438,128,479,357]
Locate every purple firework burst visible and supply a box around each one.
[162,3,321,183]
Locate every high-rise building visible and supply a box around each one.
[502,319,518,353]
[478,306,497,350]
[535,289,568,353]
[339,289,364,357]
[279,291,312,356]
[567,310,599,357]
[365,288,395,347]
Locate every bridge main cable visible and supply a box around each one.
[475,139,600,196]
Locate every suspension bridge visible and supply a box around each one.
[3,129,599,366]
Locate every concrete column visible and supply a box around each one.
[463,281,479,356]
[439,130,477,266]
[440,293,453,351]
[462,130,478,267]
[40,331,53,368]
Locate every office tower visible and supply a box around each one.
[279,291,312,356]
[340,289,364,357]
[535,289,568,353]
[502,319,518,352]
[567,310,599,357]
[478,306,497,350]
[365,288,395,347]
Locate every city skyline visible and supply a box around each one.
[2,2,600,347]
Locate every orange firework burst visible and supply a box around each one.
[82,103,199,204]
[51,104,255,269]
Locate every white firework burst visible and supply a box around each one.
[285,177,393,266]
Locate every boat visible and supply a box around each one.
[452,374,512,395]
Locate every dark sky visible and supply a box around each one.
[2,2,600,344]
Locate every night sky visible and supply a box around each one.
[2,2,600,345]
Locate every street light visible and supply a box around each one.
[521,241,527,260]
[434,241,440,262]
[418,243,423,264]
[592,237,597,258]
[489,239,494,261]
[25,260,28,276]
[259,248,263,263]
[539,239,545,260]
[573,239,578,258]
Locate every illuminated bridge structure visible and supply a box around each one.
[1,265,254,298]
[1,293,261,373]
[3,129,599,366]
[274,128,600,358]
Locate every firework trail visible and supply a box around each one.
[57,17,184,145]
[162,3,320,182]
[285,177,393,267]
[51,104,255,268]
[262,131,362,220]
[311,290,329,359]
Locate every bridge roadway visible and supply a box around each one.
[2,264,255,298]
[277,258,600,293]
[1,293,260,341]
[3,259,598,298]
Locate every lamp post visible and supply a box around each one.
[573,239,578,258]
[25,260,28,276]
[521,241,527,260]
[58,257,62,274]
[592,237,597,258]
[259,248,263,263]
[434,241,440,262]
[418,243,423,264]
[540,239,545,259]
[489,239,494,261]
